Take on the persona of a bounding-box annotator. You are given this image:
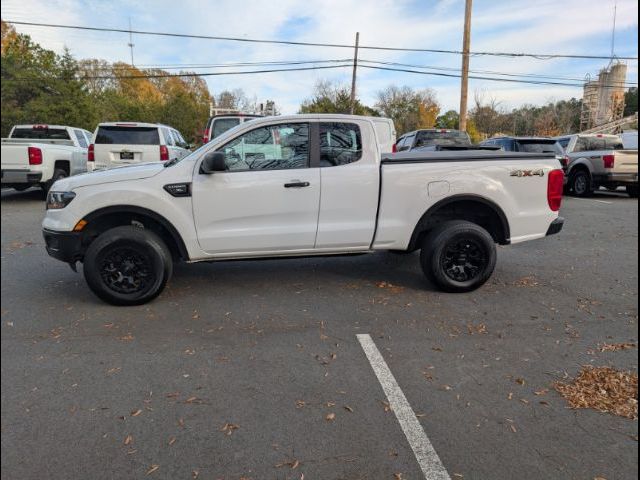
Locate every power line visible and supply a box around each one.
[89,59,353,70]
[359,65,631,88]
[359,59,638,87]
[5,20,639,61]
[5,64,354,81]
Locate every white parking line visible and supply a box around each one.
[357,334,451,480]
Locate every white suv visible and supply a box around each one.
[90,122,190,170]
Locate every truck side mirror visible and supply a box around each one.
[201,151,227,174]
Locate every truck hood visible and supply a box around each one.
[54,163,165,191]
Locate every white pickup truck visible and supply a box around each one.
[42,114,565,305]
[1,124,92,193]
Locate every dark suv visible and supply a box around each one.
[481,136,568,172]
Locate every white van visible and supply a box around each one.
[369,117,397,153]
[90,122,190,170]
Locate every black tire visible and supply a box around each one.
[83,226,172,306]
[420,221,497,293]
[13,185,31,192]
[41,167,68,194]
[569,169,593,197]
[627,185,639,198]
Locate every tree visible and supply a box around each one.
[375,85,440,135]
[299,80,378,116]
[436,110,460,129]
[624,87,638,117]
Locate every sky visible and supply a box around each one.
[2,0,638,115]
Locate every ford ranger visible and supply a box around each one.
[42,114,565,305]
[1,124,93,193]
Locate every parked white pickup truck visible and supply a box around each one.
[1,124,92,193]
[42,114,565,305]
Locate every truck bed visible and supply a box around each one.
[374,150,561,250]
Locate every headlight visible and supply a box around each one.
[46,191,76,210]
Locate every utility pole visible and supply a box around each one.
[127,17,135,66]
[458,0,472,132]
[610,0,617,59]
[349,32,360,115]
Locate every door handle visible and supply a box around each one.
[284,181,310,188]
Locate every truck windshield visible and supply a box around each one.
[212,118,241,140]
[414,130,471,148]
[11,127,70,140]
[516,140,563,155]
[95,126,160,145]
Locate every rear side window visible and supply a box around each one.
[95,126,160,145]
[161,128,175,146]
[557,138,570,150]
[74,129,88,148]
[516,141,563,155]
[11,127,70,140]
[212,118,241,139]
[320,123,362,167]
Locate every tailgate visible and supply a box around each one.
[613,150,638,174]
[1,144,31,169]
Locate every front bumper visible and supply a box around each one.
[43,229,84,264]
[1,169,43,185]
[546,217,564,236]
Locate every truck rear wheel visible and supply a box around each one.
[569,170,592,197]
[83,226,172,306]
[420,221,496,293]
[41,168,68,194]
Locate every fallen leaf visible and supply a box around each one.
[131,409,142,417]
[146,465,159,475]
[344,405,353,412]
[325,413,336,421]
[124,434,133,445]
[534,388,549,396]
[381,401,392,412]
[515,378,526,386]
[220,422,239,435]
[599,342,636,352]
[168,436,177,446]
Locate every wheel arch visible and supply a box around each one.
[81,205,189,261]
[408,194,511,251]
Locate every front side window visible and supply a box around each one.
[320,123,362,167]
[558,138,570,150]
[220,123,309,171]
[74,129,88,148]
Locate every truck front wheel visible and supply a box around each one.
[627,185,638,198]
[83,226,172,306]
[569,170,592,197]
[420,221,497,293]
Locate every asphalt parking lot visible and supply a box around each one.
[1,189,638,480]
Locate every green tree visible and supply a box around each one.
[375,85,439,135]
[436,110,460,129]
[624,87,638,117]
[299,80,378,116]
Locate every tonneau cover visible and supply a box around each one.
[382,150,556,163]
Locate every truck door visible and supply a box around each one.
[314,121,379,250]
[191,122,320,255]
